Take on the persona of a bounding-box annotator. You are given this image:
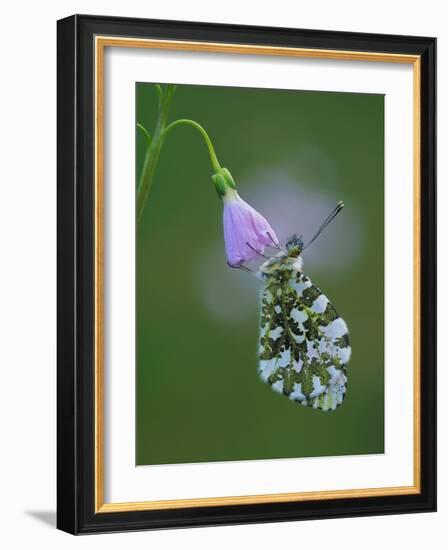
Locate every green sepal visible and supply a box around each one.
[212,168,237,198]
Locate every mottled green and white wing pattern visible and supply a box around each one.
[259,270,351,411]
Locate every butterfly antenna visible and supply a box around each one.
[303,201,344,251]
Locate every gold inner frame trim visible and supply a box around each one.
[94,35,421,513]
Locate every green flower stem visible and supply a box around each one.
[137,85,176,223]
[137,88,224,222]
[162,119,222,173]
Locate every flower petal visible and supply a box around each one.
[222,194,279,265]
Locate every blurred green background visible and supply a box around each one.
[136,83,384,466]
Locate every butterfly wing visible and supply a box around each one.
[259,270,350,411]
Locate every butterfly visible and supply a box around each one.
[257,202,351,411]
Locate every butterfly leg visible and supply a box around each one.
[246,242,271,259]
[227,261,259,279]
[266,232,285,252]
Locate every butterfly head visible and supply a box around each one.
[285,235,304,257]
[259,235,304,279]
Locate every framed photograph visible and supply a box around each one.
[57,14,436,534]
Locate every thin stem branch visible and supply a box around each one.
[155,84,163,108]
[137,123,152,147]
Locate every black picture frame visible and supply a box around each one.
[57,14,436,535]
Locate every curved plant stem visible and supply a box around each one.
[136,88,224,223]
[162,119,222,173]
